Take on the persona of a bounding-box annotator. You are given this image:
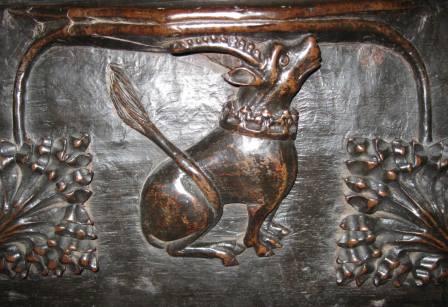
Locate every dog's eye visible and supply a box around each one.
[279,54,289,67]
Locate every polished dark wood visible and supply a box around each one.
[10,1,433,145]
[0,133,97,278]
[337,137,448,287]
[108,34,319,265]
[0,0,447,306]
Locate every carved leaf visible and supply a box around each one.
[337,137,448,287]
[0,133,98,279]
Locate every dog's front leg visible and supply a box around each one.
[244,201,283,257]
[260,208,290,249]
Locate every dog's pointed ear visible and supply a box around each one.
[223,67,262,87]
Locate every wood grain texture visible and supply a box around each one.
[0,1,447,306]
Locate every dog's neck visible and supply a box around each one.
[219,101,298,140]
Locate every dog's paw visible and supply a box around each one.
[268,222,290,237]
[221,253,239,266]
[214,240,246,255]
[260,230,283,249]
[255,243,275,257]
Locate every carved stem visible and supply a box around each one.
[11,10,432,143]
[393,230,448,252]
[400,184,448,242]
[13,28,69,145]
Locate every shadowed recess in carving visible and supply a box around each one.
[337,137,448,287]
[0,133,97,279]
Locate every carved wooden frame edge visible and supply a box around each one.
[0,1,441,285]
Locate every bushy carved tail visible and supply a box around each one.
[107,64,221,214]
[108,64,151,136]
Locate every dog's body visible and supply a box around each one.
[141,127,297,263]
[109,34,320,265]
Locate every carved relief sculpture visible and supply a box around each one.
[0,133,98,278]
[108,35,321,265]
[1,2,441,282]
[337,138,448,287]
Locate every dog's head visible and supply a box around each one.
[170,34,321,114]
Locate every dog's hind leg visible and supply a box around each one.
[166,231,245,266]
[164,204,245,266]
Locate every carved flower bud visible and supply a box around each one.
[0,140,17,170]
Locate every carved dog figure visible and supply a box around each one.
[108,35,321,266]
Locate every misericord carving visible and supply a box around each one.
[7,4,434,275]
[0,133,97,278]
[108,35,321,266]
[337,137,448,287]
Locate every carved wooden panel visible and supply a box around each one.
[337,137,448,287]
[0,133,97,278]
[0,0,447,305]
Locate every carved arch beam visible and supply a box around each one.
[10,4,432,146]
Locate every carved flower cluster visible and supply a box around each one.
[0,133,97,279]
[337,137,448,287]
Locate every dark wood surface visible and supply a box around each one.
[0,1,447,306]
